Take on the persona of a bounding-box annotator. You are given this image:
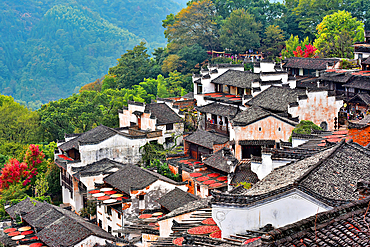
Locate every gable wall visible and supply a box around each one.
[158,211,197,237]
[74,235,108,247]
[234,117,295,160]
[119,103,145,127]
[288,91,343,131]
[140,112,157,131]
[212,190,331,238]
[79,135,147,165]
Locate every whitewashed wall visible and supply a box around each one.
[288,90,343,131]
[212,189,332,238]
[251,155,294,180]
[79,135,146,166]
[74,235,109,247]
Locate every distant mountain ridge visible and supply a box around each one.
[0,0,182,105]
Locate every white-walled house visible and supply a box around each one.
[193,62,293,108]
[56,100,185,213]
[211,140,370,238]
[4,198,115,247]
[96,164,188,237]
[119,101,184,148]
[56,125,162,213]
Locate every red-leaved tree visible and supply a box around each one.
[0,144,44,191]
[293,44,317,58]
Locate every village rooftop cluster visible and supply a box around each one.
[2,31,370,247]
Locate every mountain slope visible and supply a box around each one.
[0,0,182,105]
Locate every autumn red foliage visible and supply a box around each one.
[293,44,317,58]
[0,144,45,191]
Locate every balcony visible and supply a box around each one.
[205,122,228,136]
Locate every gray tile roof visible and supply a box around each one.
[156,187,199,211]
[244,146,336,196]
[298,141,370,201]
[362,56,370,65]
[245,86,304,112]
[211,70,260,88]
[319,72,353,83]
[145,103,183,125]
[5,197,43,219]
[158,198,211,221]
[348,92,370,106]
[232,106,298,126]
[261,196,370,246]
[214,141,370,207]
[283,57,339,70]
[7,201,115,246]
[182,92,194,99]
[196,102,239,118]
[184,130,229,149]
[104,164,182,194]
[230,160,259,186]
[58,125,119,151]
[71,158,126,179]
[343,75,370,90]
[203,148,238,173]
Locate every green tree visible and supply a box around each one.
[165,0,219,51]
[177,44,208,74]
[0,95,41,144]
[289,120,322,142]
[314,10,364,58]
[34,173,49,197]
[105,42,153,89]
[262,25,285,59]
[219,9,262,54]
[292,0,343,40]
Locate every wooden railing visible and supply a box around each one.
[61,174,73,193]
[205,122,228,136]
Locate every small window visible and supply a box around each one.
[197,84,202,94]
[117,212,121,219]
[320,121,328,131]
[139,195,145,200]
[106,206,112,216]
[189,180,192,186]
[166,123,173,130]
[258,127,262,131]
[108,225,112,234]
[278,127,281,131]
[99,219,102,227]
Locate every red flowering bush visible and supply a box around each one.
[293,44,317,58]
[0,144,45,191]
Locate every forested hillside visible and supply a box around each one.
[0,0,182,107]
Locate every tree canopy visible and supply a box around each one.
[219,9,262,54]
[165,0,219,51]
[314,10,364,58]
